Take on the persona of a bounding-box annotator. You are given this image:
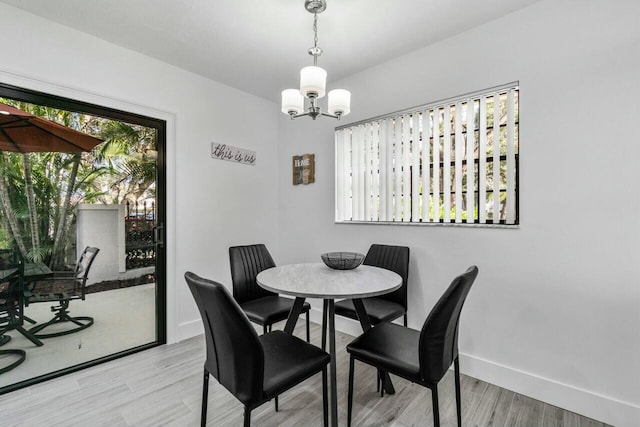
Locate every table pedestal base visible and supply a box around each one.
[284,296,395,427]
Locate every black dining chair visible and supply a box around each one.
[346,266,479,427]
[334,244,409,393]
[334,244,410,327]
[24,246,99,338]
[230,244,310,342]
[185,272,330,427]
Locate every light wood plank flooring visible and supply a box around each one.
[0,321,610,426]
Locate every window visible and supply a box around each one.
[335,83,519,226]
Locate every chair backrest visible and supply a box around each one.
[363,244,410,308]
[74,247,99,297]
[185,272,264,405]
[418,266,478,384]
[0,249,21,272]
[229,244,276,304]
[0,249,24,321]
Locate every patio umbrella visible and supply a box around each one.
[0,102,103,263]
[0,102,102,153]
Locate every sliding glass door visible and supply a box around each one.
[0,83,166,394]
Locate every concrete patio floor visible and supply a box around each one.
[1,283,157,388]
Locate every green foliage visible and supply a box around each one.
[0,223,12,248]
[0,98,157,265]
[26,245,52,263]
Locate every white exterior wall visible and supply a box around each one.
[76,204,125,284]
[0,3,280,345]
[277,1,640,425]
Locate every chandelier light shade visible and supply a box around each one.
[281,89,304,115]
[300,66,327,99]
[281,0,351,121]
[328,89,351,116]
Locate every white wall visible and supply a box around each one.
[0,3,281,344]
[277,0,640,425]
[3,0,639,424]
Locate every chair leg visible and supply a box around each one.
[306,311,310,343]
[322,366,329,427]
[271,323,281,411]
[243,406,251,427]
[0,349,26,375]
[201,369,209,427]
[27,301,93,339]
[321,300,328,351]
[263,324,267,335]
[404,313,408,327]
[347,356,355,427]
[15,325,44,347]
[431,384,440,427]
[454,357,462,427]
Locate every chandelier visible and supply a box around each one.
[281,0,351,120]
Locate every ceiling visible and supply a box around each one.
[1,0,540,102]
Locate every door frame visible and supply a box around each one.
[0,82,167,395]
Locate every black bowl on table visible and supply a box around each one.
[321,252,365,270]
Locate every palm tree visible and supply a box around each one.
[0,152,28,256]
[0,98,157,269]
[92,121,157,205]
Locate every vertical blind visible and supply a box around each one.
[335,83,519,225]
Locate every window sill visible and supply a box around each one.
[334,220,519,229]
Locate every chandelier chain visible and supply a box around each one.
[313,12,319,66]
[313,12,318,48]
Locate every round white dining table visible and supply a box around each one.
[256,262,402,427]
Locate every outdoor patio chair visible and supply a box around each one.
[24,246,99,339]
[0,264,28,374]
[0,249,43,348]
[0,347,26,375]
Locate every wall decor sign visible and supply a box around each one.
[211,142,256,166]
[292,153,315,185]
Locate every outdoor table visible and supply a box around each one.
[257,263,402,427]
[0,261,53,281]
[23,261,53,281]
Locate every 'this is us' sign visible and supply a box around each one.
[211,142,256,166]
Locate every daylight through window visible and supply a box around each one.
[335,83,519,226]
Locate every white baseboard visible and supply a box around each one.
[177,309,638,426]
[309,307,639,426]
[460,353,639,427]
[178,319,203,342]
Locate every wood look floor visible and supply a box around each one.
[0,321,610,427]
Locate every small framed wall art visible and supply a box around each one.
[292,154,315,185]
